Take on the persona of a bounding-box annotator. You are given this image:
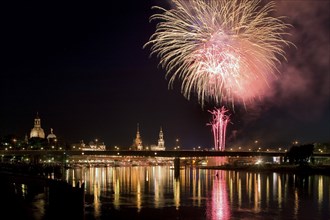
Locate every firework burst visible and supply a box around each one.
[208,107,230,151]
[145,0,291,107]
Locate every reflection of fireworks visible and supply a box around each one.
[208,107,230,151]
[206,171,230,220]
[145,0,291,107]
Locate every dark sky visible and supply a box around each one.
[0,0,329,149]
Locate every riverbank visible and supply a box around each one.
[0,165,85,220]
[198,164,330,175]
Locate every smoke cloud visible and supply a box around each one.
[231,0,330,145]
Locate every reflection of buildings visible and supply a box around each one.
[64,167,328,219]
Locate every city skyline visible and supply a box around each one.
[0,1,329,148]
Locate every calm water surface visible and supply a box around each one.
[63,166,329,220]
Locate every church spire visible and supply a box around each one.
[134,123,143,150]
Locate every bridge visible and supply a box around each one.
[1,150,329,158]
[1,150,287,157]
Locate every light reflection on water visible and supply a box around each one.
[64,166,330,219]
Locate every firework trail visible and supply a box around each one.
[208,107,230,151]
[144,0,291,107]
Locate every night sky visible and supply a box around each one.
[1,0,329,149]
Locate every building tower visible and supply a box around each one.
[47,128,57,144]
[134,123,143,150]
[157,127,165,150]
[30,113,45,139]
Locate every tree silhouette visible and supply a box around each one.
[286,144,314,165]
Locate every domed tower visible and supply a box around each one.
[30,113,45,139]
[157,127,165,150]
[47,128,57,144]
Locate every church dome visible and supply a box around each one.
[30,113,45,139]
[30,127,45,139]
[47,128,57,139]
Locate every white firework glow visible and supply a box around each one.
[145,0,292,107]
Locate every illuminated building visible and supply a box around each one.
[71,139,106,151]
[158,127,165,149]
[85,139,106,151]
[71,140,86,150]
[150,127,165,151]
[47,128,57,144]
[30,113,45,139]
[133,123,143,150]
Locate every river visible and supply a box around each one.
[59,166,329,220]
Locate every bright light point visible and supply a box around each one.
[255,159,263,165]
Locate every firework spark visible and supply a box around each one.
[208,107,230,151]
[145,0,291,107]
